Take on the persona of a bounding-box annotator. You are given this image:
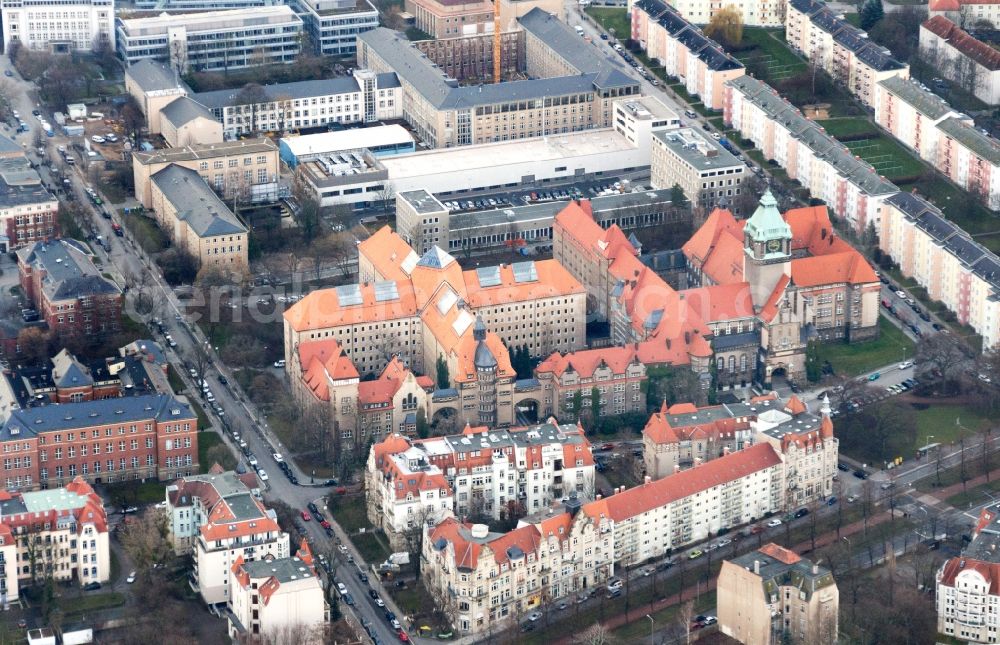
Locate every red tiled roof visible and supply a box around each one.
[922,16,1000,71]
[939,556,1000,594]
[784,395,807,416]
[535,346,641,379]
[358,357,424,405]
[759,274,790,323]
[429,518,482,570]
[929,0,961,10]
[759,543,801,565]
[284,280,418,332]
[680,283,756,322]
[462,260,585,308]
[583,443,782,522]
[791,252,877,287]
[642,403,749,446]
[298,338,359,402]
[358,225,420,282]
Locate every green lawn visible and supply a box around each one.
[167,364,187,394]
[352,530,391,564]
[817,117,878,139]
[62,592,125,618]
[914,404,992,446]
[327,494,370,534]
[898,177,1000,254]
[843,12,861,26]
[188,399,211,430]
[121,211,169,255]
[584,6,630,40]
[734,28,806,83]
[844,135,926,180]
[816,316,915,377]
[945,478,1000,508]
[198,431,226,473]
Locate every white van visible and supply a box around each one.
[575,25,585,35]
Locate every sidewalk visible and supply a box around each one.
[926,465,1000,503]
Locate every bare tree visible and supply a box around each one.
[119,508,173,571]
[572,623,616,645]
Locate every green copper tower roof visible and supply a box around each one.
[744,190,791,243]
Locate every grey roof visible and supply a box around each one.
[51,349,93,389]
[193,76,361,110]
[225,492,266,521]
[415,246,455,269]
[938,116,1000,165]
[885,191,1000,291]
[150,165,248,238]
[654,128,744,171]
[436,419,589,454]
[133,138,277,166]
[876,76,956,121]
[241,556,315,583]
[16,239,121,302]
[728,546,836,599]
[726,75,897,196]
[711,330,759,351]
[126,58,189,94]
[792,0,905,71]
[0,394,196,442]
[160,96,217,129]
[0,134,21,155]
[358,18,638,111]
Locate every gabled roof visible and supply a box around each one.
[160,96,217,129]
[126,58,189,94]
[535,346,641,379]
[358,226,420,281]
[297,338,359,402]
[584,442,782,522]
[150,164,248,238]
[51,348,93,389]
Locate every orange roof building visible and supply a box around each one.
[228,553,328,642]
[534,345,649,420]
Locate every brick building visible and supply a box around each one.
[534,346,647,420]
[0,138,59,252]
[17,240,122,340]
[0,394,199,490]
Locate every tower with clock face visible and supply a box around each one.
[743,190,792,310]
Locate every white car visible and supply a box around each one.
[91,135,105,144]
[126,571,137,584]
[248,455,258,467]
[606,577,623,592]
[894,290,906,298]
[273,453,284,463]
[898,361,913,370]
[273,359,286,368]
[336,582,348,595]
[189,368,198,378]
[766,518,782,528]
[258,470,269,482]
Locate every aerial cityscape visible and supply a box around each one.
[0,0,997,641]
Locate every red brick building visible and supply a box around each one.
[0,393,199,491]
[17,240,122,340]
[0,136,59,252]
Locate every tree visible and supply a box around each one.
[805,340,822,383]
[571,389,584,423]
[859,0,884,30]
[120,95,146,144]
[234,83,269,134]
[205,443,237,470]
[119,508,173,570]
[157,248,198,285]
[297,192,321,243]
[17,327,52,363]
[572,623,615,645]
[436,355,449,389]
[704,6,743,47]
[415,407,429,439]
[590,386,602,422]
[670,183,686,208]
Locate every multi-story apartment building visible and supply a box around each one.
[0,146,58,252]
[929,0,1000,27]
[644,394,838,505]
[628,0,783,27]
[166,467,289,605]
[165,468,262,553]
[631,0,746,110]
[651,128,747,210]
[873,75,966,165]
[191,70,402,139]
[786,0,909,107]
[228,546,329,643]
[534,346,647,420]
[115,6,303,73]
[0,478,110,602]
[718,543,839,644]
[405,0,493,38]
[17,239,121,340]
[936,504,1000,642]
[422,502,611,635]
[938,117,1000,211]
[149,165,249,270]
[366,420,595,549]
[0,393,199,490]
[291,0,378,56]
[921,16,1000,107]
[725,75,899,233]
[124,59,191,135]
[134,0,279,9]
[1,0,113,53]
[880,191,1000,351]
[285,228,585,391]
[132,139,279,208]
[356,9,640,148]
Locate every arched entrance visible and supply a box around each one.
[515,399,539,425]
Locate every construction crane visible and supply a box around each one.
[493,0,501,83]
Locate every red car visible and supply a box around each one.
[601,443,614,450]
[301,511,311,521]
[320,520,331,529]
[398,631,409,642]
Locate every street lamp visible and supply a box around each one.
[646,614,655,645]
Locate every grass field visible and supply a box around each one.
[167,364,186,393]
[198,431,225,472]
[817,317,915,377]
[352,531,391,563]
[328,494,370,534]
[914,404,992,446]
[734,28,806,83]
[844,135,926,180]
[584,6,630,40]
[62,592,126,618]
[188,399,211,430]
[817,117,878,139]
[946,478,1000,508]
[122,211,169,254]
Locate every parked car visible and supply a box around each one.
[766,518,782,528]
[688,549,704,559]
[127,571,137,584]
[606,577,623,591]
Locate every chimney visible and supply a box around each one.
[812,563,818,575]
[674,464,680,473]
[695,458,702,466]
[596,493,602,500]
[754,560,760,575]
[723,446,730,456]
[644,475,651,485]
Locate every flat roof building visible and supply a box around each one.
[279,125,415,167]
[116,6,303,72]
[291,0,379,56]
[651,128,747,211]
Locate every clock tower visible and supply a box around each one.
[743,190,792,310]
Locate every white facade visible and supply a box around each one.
[1,0,113,53]
[195,523,290,605]
[872,76,964,164]
[921,18,1000,106]
[628,0,782,27]
[115,6,302,72]
[292,0,378,56]
[229,555,328,643]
